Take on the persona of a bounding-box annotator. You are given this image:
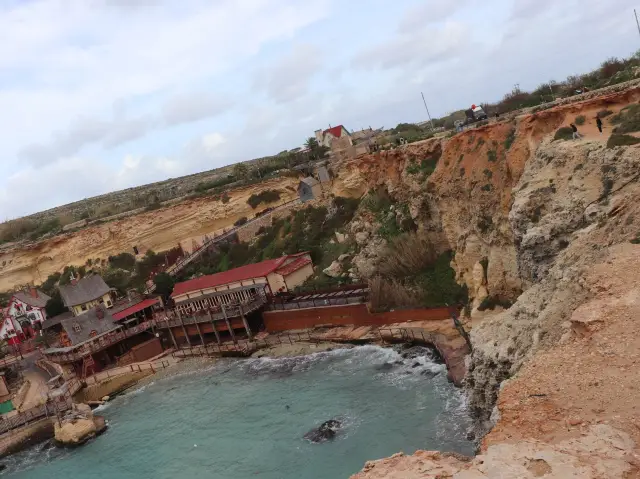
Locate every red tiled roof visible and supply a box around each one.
[276,256,312,276]
[323,125,347,138]
[171,254,308,298]
[112,298,159,321]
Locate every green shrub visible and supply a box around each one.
[481,184,492,192]
[487,150,497,162]
[597,109,613,118]
[477,295,513,312]
[606,133,640,148]
[610,104,640,133]
[247,189,281,209]
[483,169,493,179]
[631,233,640,244]
[234,217,248,227]
[574,115,586,125]
[108,253,136,270]
[221,192,230,204]
[504,127,516,150]
[361,190,393,213]
[554,126,574,141]
[406,161,421,175]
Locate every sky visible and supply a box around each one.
[1,0,638,218]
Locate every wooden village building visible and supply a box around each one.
[43,298,164,377]
[59,275,115,316]
[43,254,314,373]
[0,288,51,345]
[158,253,314,348]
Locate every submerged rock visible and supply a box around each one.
[304,419,342,443]
[374,362,395,371]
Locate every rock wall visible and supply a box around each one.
[339,85,640,474]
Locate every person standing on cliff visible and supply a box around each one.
[596,116,603,133]
[570,123,582,140]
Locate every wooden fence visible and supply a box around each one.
[83,359,172,385]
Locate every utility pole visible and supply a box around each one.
[420,92,435,130]
[635,9,640,39]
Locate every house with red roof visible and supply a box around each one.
[156,253,313,348]
[171,253,314,315]
[314,125,353,150]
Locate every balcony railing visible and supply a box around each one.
[43,319,158,363]
[157,295,268,329]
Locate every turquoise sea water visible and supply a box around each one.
[3,346,472,478]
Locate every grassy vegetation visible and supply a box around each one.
[405,151,441,181]
[554,126,575,141]
[610,104,640,134]
[606,133,640,148]
[361,190,415,241]
[504,127,516,150]
[194,175,236,193]
[477,295,513,312]
[246,189,281,209]
[370,234,468,312]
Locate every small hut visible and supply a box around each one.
[298,177,322,202]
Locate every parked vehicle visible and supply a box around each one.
[464,104,488,124]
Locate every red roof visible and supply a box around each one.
[112,298,159,321]
[171,254,308,298]
[276,256,312,276]
[323,125,347,139]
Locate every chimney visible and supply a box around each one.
[30,288,38,299]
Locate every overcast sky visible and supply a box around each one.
[1,0,637,218]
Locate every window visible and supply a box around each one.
[80,304,87,311]
[105,300,112,308]
[73,323,82,333]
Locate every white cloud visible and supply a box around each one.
[201,132,227,151]
[255,45,324,103]
[353,21,467,70]
[1,0,329,166]
[162,93,233,126]
[398,1,468,31]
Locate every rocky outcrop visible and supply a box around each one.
[351,425,638,478]
[303,419,342,443]
[341,85,640,476]
[467,138,640,431]
[54,403,107,447]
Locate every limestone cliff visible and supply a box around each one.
[345,84,640,476]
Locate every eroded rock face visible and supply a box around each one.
[467,139,640,430]
[351,425,638,479]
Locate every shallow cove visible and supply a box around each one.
[3,346,473,478]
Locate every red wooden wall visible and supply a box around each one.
[262,303,452,331]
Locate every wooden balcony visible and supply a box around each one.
[43,319,158,364]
